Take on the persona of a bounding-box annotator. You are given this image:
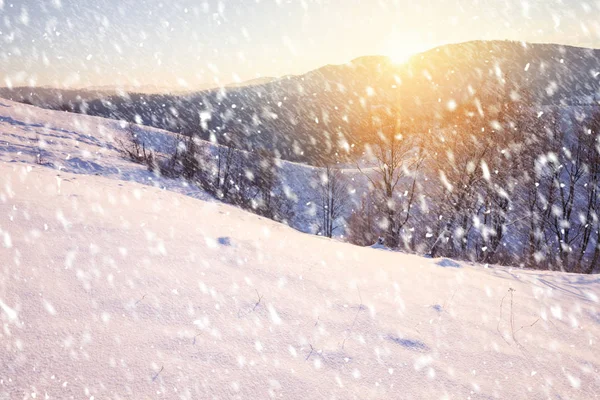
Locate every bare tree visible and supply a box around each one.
[576,111,600,273]
[553,141,586,269]
[252,149,278,216]
[357,109,424,248]
[215,145,237,199]
[477,95,536,263]
[426,102,491,258]
[317,163,349,238]
[180,134,202,180]
[346,194,379,246]
[252,151,296,224]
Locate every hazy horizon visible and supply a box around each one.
[2,0,599,90]
[3,38,600,93]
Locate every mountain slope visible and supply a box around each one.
[7,40,598,164]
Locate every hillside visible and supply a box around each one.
[0,99,354,234]
[1,100,599,399]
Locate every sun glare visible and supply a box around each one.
[388,48,418,64]
[382,34,431,64]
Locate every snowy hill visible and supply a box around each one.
[1,99,600,399]
[0,99,345,234]
[0,98,179,179]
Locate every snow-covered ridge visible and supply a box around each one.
[0,98,599,399]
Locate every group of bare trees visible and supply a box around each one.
[423,100,515,262]
[117,100,600,273]
[520,109,600,273]
[118,126,295,225]
[359,111,424,248]
[316,107,426,244]
[343,99,600,273]
[316,164,349,238]
[180,137,296,224]
[426,102,600,273]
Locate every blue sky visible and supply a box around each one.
[0,0,598,89]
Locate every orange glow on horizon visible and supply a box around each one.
[381,32,433,64]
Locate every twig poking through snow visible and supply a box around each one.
[251,289,263,312]
[416,289,458,333]
[341,286,363,350]
[152,365,164,382]
[238,289,263,318]
[497,288,514,345]
[509,288,516,342]
[192,333,201,345]
[514,318,540,336]
[414,321,421,334]
[135,294,147,306]
[442,289,458,312]
[305,344,314,361]
[497,288,539,347]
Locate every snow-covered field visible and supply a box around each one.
[1,100,600,399]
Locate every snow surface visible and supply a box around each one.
[0,100,599,399]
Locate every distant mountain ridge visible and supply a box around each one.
[2,40,600,163]
[0,76,281,105]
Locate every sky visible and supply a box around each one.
[0,0,599,90]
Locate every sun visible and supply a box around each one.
[381,33,431,65]
[388,47,420,64]
[386,42,427,64]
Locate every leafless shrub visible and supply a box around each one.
[116,122,152,165]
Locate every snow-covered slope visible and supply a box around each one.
[0,98,362,234]
[0,98,208,197]
[1,100,599,399]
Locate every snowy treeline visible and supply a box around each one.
[347,102,600,274]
